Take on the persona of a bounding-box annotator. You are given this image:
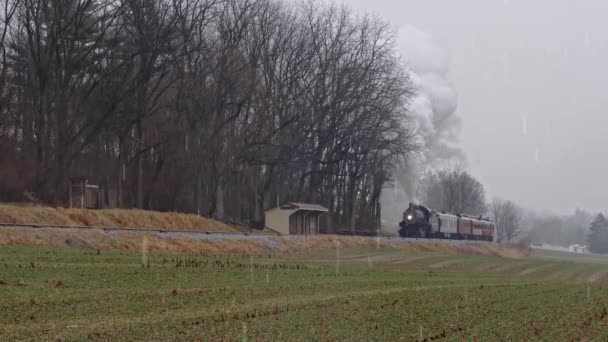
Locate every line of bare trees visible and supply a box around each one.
[0,0,417,231]
[418,165,487,216]
[417,165,526,243]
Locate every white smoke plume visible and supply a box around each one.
[400,25,464,169]
[380,26,464,233]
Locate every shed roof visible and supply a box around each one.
[275,202,329,212]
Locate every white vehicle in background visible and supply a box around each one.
[530,243,589,254]
[568,244,589,254]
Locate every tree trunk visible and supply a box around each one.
[195,173,202,215]
[215,181,224,217]
[254,176,264,223]
[350,195,357,234]
[117,137,125,208]
[136,120,144,209]
[328,191,335,233]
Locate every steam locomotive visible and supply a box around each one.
[399,203,495,241]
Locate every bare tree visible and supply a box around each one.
[489,198,505,242]
[418,165,487,216]
[0,0,19,125]
[490,198,523,243]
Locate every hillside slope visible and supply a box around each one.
[0,226,530,259]
[0,204,241,232]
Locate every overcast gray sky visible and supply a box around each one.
[340,0,608,214]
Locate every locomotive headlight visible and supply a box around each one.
[407,214,414,221]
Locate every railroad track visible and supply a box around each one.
[0,223,280,237]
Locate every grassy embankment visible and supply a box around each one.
[0,203,241,232]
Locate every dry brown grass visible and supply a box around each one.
[0,204,530,258]
[0,203,241,232]
[0,227,531,259]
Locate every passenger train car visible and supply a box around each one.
[398,203,495,241]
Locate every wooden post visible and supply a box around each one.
[317,214,323,235]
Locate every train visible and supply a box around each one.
[398,203,495,241]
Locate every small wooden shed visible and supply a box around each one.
[265,202,329,235]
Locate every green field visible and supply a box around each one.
[1,246,608,341]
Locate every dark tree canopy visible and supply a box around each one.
[525,209,592,247]
[0,0,417,232]
[588,214,608,254]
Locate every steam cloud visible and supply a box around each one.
[380,26,464,233]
